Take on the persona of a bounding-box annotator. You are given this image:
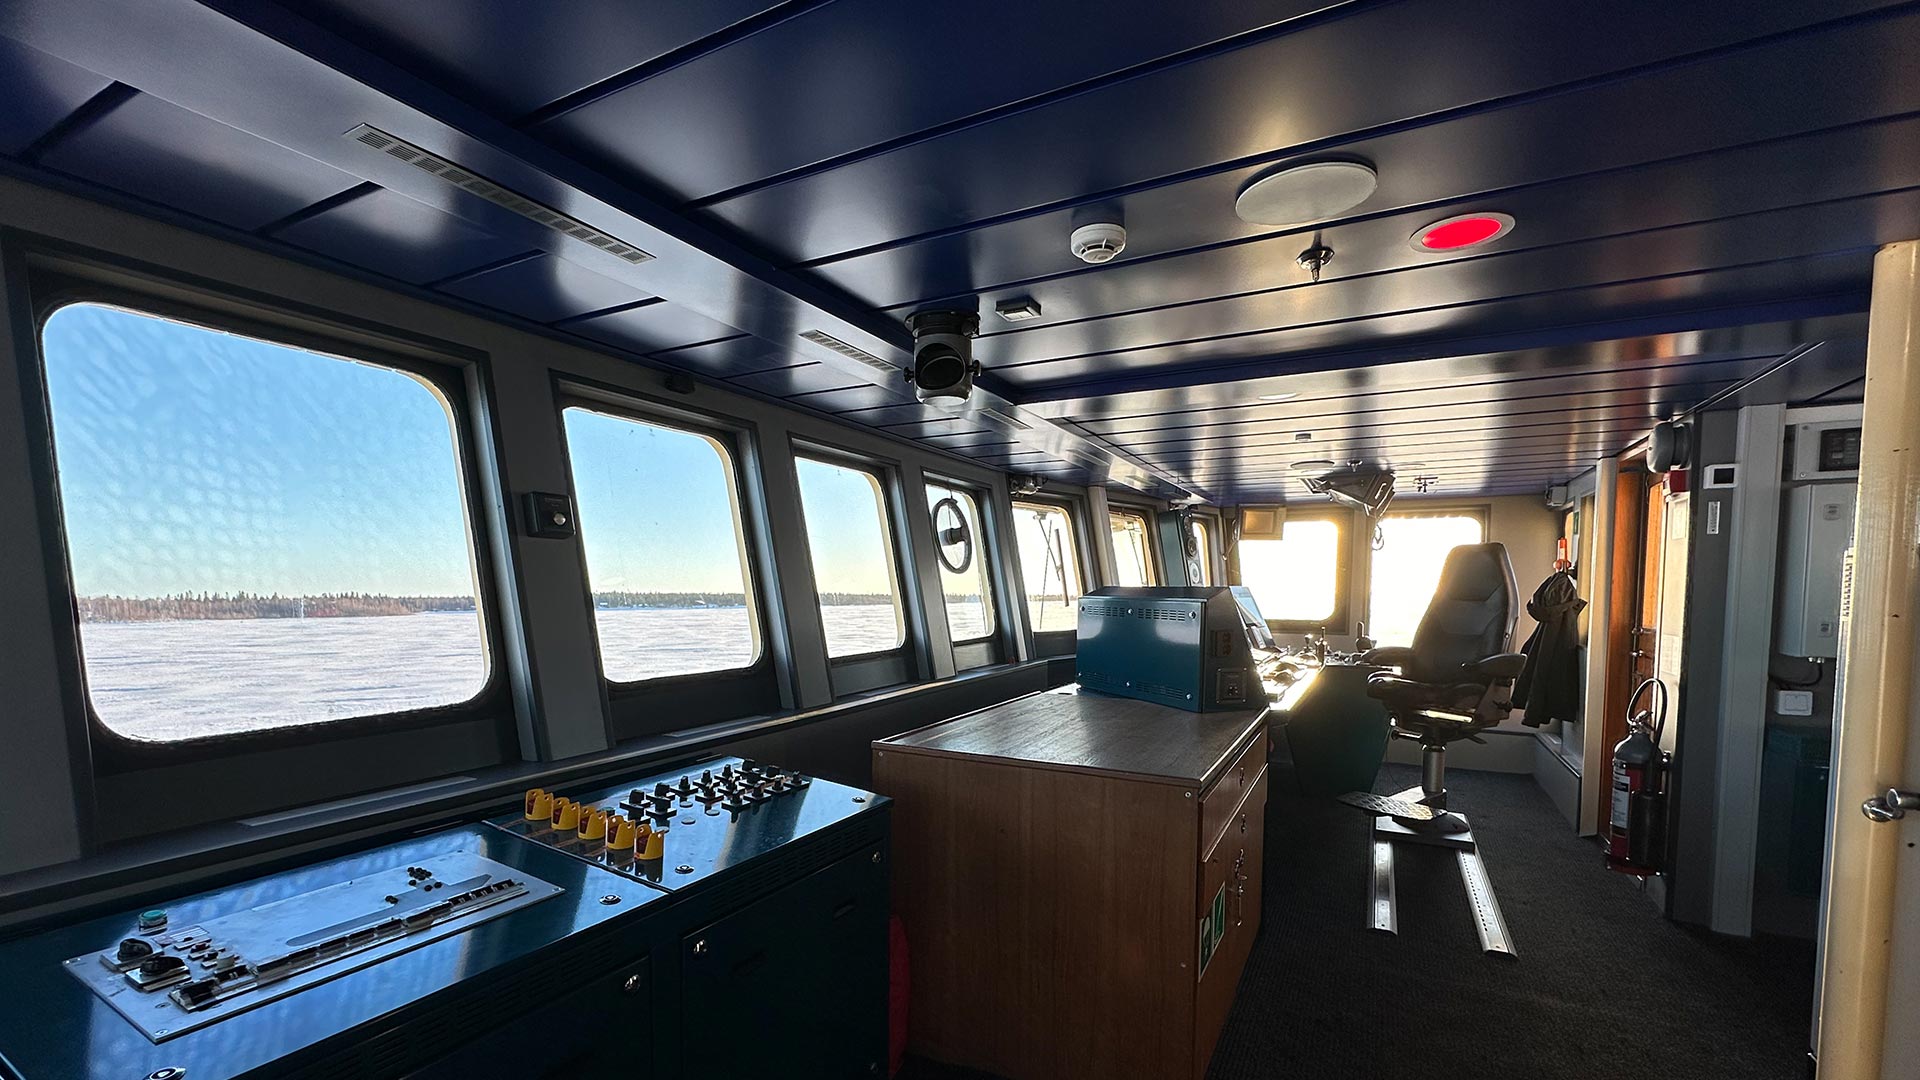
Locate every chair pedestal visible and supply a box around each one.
[1362,744,1517,957]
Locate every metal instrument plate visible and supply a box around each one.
[64,851,561,1042]
[493,756,886,892]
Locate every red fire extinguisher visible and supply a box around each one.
[1607,678,1670,876]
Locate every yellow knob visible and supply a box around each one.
[578,807,607,842]
[608,817,637,852]
[552,798,580,832]
[638,826,664,861]
[524,790,552,822]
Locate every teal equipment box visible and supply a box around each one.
[1076,586,1267,712]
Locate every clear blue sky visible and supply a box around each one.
[45,302,900,600]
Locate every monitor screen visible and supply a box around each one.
[1229,586,1278,652]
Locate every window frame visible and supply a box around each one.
[923,475,999,653]
[1364,505,1490,645]
[1106,503,1160,587]
[21,262,513,781]
[1189,512,1219,586]
[1011,494,1091,655]
[1234,507,1354,633]
[791,442,918,695]
[556,393,781,731]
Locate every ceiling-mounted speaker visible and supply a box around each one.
[1648,420,1691,472]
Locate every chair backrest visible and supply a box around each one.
[1406,543,1519,683]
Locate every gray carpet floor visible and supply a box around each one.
[901,761,1815,1080]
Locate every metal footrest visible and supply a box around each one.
[1364,814,1517,958]
[1338,791,1436,820]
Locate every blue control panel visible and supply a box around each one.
[0,756,892,1080]
[492,756,883,891]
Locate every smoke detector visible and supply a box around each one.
[1069,222,1127,264]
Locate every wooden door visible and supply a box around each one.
[1815,239,1920,1080]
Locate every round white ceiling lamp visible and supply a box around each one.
[1234,160,1378,226]
[1290,459,1336,471]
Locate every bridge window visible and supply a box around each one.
[1013,500,1082,634]
[1367,511,1488,646]
[40,303,490,742]
[1109,509,1157,586]
[795,454,906,658]
[1238,515,1345,626]
[562,406,761,682]
[927,483,995,643]
[1190,517,1215,585]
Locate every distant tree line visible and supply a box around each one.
[78,592,476,623]
[78,589,940,623]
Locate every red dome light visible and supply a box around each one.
[1411,212,1514,252]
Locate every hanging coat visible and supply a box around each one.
[1513,569,1586,727]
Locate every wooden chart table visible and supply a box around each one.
[873,685,1269,1080]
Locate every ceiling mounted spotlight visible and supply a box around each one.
[904,310,981,403]
[1296,242,1334,283]
[1069,221,1127,264]
[1411,212,1514,252]
[1235,160,1378,226]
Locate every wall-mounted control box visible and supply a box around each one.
[1789,421,1862,481]
[1775,689,1816,717]
[1777,482,1857,658]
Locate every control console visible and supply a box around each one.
[0,756,891,1080]
[493,757,864,891]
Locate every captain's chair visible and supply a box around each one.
[1348,542,1524,955]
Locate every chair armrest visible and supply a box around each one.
[1362,646,1415,668]
[1462,653,1526,679]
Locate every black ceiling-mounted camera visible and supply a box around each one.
[905,310,981,403]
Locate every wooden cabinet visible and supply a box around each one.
[873,688,1268,1080]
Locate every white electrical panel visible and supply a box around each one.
[1777,483,1857,658]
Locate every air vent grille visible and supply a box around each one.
[1136,681,1191,702]
[798,329,898,374]
[1078,602,1128,619]
[1137,606,1193,622]
[345,125,653,264]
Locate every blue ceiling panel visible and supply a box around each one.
[270,186,528,284]
[813,27,1920,308]
[976,191,1895,389]
[835,403,947,429]
[782,383,920,414]
[0,35,112,156]
[6,0,1902,498]
[1074,354,1773,437]
[564,299,741,355]
[698,0,1904,260]
[943,129,1920,355]
[36,92,361,231]
[915,431,1021,452]
[536,0,1338,201]
[725,362,867,398]
[293,0,788,118]
[439,253,652,324]
[647,336,805,379]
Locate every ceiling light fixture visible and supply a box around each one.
[1257,392,1298,402]
[995,296,1043,321]
[1411,212,1514,252]
[1235,160,1378,226]
[1291,459,1336,471]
